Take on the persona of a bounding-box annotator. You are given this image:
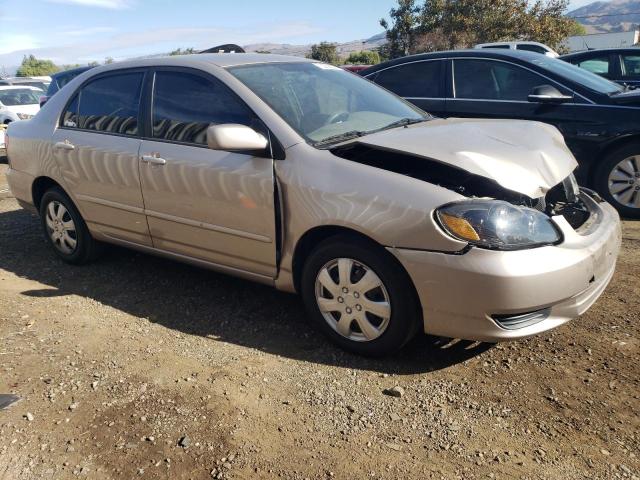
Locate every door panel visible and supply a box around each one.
[139,141,276,276]
[139,68,277,276]
[52,70,150,245]
[53,130,150,245]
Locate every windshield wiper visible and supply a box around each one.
[314,130,367,148]
[376,117,430,133]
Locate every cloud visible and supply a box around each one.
[44,0,133,9]
[0,34,39,55]
[0,21,324,66]
[62,27,117,37]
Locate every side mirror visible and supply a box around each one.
[206,124,268,151]
[528,85,573,104]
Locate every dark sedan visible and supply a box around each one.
[362,49,640,218]
[561,48,640,89]
[39,65,94,106]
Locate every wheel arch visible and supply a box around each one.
[32,176,68,211]
[590,134,640,185]
[291,225,422,314]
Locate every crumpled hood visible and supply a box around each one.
[355,118,577,198]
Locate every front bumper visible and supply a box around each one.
[390,194,622,342]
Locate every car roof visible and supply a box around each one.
[561,48,640,58]
[89,53,314,74]
[51,66,94,78]
[476,41,549,47]
[362,48,547,74]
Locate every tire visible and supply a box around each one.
[39,187,102,264]
[301,235,421,357]
[594,143,640,219]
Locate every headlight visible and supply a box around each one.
[436,200,562,250]
[16,113,33,120]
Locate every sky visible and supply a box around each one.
[0,0,600,70]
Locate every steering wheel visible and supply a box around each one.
[327,111,349,124]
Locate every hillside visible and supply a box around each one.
[244,32,387,59]
[568,0,640,33]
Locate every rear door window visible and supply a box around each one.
[372,60,443,98]
[517,44,547,54]
[453,59,551,101]
[63,72,144,136]
[151,70,258,146]
[621,54,640,78]
[573,56,611,76]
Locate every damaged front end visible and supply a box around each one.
[331,143,595,247]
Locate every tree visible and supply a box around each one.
[380,0,423,58]
[381,0,580,58]
[307,42,339,64]
[169,47,196,56]
[345,50,381,65]
[104,57,114,64]
[524,0,581,49]
[15,55,60,77]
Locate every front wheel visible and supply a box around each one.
[595,144,640,219]
[301,236,421,357]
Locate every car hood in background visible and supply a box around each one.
[355,118,577,198]
[611,89,640,105]
[3,104,40,117]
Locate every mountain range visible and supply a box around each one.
[567,0,640,33]
[244,1,639,59]
[243,32,387,58]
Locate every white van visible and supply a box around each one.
[475,41,559,57]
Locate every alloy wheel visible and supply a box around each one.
[608,155,640,209]
[45,200,78,254]
[314,258,391,342]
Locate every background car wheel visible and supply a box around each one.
[595,144,640,219]
[301,235,421,357]
[39,187,102,264]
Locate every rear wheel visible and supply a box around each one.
[595,144,640,219]
[301,236,421,356]
[39,187,102,264]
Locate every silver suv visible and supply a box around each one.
[5,54,621,356]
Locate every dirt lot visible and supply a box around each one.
[0,162,638,480]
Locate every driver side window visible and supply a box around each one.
[453,59,551,101]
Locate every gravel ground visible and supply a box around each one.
[0,163,638,479]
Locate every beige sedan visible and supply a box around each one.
[5,54,621,356]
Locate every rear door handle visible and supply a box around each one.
[141,154,167,166]
[54,140,75,151]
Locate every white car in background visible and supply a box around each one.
[475,41,559,57]
[0,86,43,124]
[0,124,6,157]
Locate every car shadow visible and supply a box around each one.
[0,207,493,375]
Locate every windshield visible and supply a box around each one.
[0,89,41,106]
[530,56,623,95]
[228,62,428,146]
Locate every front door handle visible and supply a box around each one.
[54,140,75,151]
[141,154,167,166]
